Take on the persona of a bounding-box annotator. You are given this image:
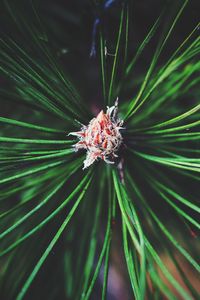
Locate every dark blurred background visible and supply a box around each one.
[0,0,199,114]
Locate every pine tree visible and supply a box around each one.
[0,1,199,299]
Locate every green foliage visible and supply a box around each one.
[0,0,199,299]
